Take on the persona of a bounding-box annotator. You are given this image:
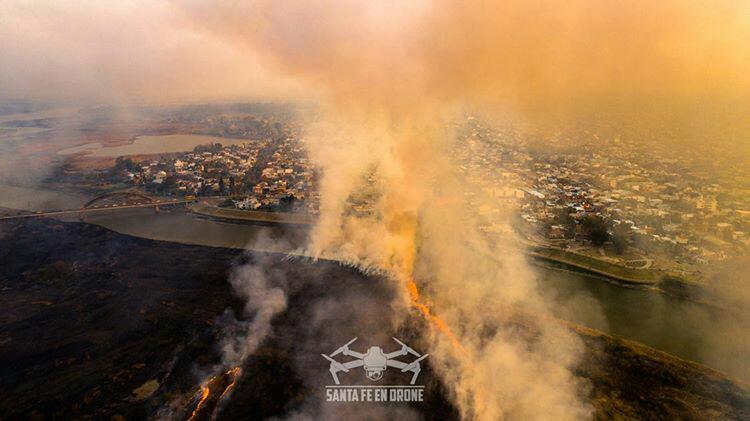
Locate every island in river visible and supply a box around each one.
[0,217,747,420]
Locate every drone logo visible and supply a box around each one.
[321,337,428,385]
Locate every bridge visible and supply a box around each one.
[82,191,154,209]
[0,194,196,220]
[0,192,316,227]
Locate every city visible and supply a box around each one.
[46,114,749,290]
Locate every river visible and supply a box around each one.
[57,134,254,157]
[1,184,748,381]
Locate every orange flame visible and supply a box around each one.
[406,277,491,418]
[187,366,242,421]
[406,278,464,352]
[215,367,242,406]
[187,385,210,421]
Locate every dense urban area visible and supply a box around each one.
[54,113,750,283]
[456,117,750,280]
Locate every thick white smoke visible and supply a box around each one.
[129,1,750,418]
[220,259,288,367]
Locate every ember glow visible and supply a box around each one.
[213,366,242,416]
[187,386,210,421]
[184,366,242,421]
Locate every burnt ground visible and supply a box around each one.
[0,218,748,420]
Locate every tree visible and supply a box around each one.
[193,143,223,153]
[162,175,178,192]
[113,156,138,172]
[277,194,296,212]
[611,223,632,254]
[556,207,577,237]
[581,215,609,246]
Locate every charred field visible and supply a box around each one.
[0,218,748,420]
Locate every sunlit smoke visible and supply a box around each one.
[220,257,287,366]
[168,1,750,418]
[167,254,287,420]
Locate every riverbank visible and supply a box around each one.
[186,202,695,291]
[186,202,682,288]
[188,201,315,225]
[529,246,659,285]
[528,245,727,309]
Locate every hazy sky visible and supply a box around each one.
[0,1,307,104]
[1,0,748,112]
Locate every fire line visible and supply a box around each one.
[406,278,465,352]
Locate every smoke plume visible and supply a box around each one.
[167,1,750,419]
[220,256,288,367]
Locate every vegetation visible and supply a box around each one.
[192,142,224,153]
[113,156,139,173]
[581,214,609,246]
[611,223,633,254]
